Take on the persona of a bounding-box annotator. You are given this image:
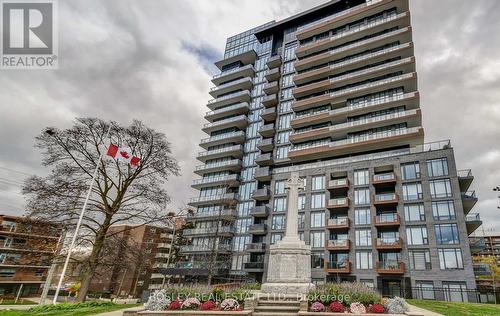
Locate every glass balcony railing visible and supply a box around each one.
[195,159,240,171]
[210,77,252,92]
[208,91,250,105]
[200,131,245,144]
[375,193,398,202]
[192,174,239,186]
[212,64,254,80]
[197,145,243,158]
[373,172,396,182]
[205,102,248,117]
[203,115,247,129]
[296,2,368,32]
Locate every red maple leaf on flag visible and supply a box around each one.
[120,151,130,159]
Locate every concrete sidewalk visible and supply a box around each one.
[408,303,444,316]
[93,305,143,316]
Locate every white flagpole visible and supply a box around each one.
[52,123,112,304]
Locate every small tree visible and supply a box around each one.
[23,118,180,301]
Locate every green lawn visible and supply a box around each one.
[0,299,37,305]
[0,303,140,316]
[409,299,500,316]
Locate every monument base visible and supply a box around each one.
[261,236,315,295]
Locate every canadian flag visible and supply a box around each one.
[106,144,140,166]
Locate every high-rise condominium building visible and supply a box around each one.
[184,0,481,299]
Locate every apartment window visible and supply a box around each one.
[311,252,325,269]
[356,251,373,269]
[272,215,285,230]
[356,229,372,246]
[298,231,304,241]
[401,162,421,180]
[432,201,456,220]
[276,145,290,159]
[298,194,306,210]
[274,180,286,194]
[354,169,369,185]
[402,182,423,200]
[406,226,428,245]
[271,233,283,244]
[311,175,325,190]
[355,208,371,225]
[278,113,293,129]
[298,213,305,229]
[277,130,291,143]
[429,179,453,198]
[435,224,460,245]
[408,250,431,270]
[311,193,325,208]
[273,197,287,212]
[310,231,325,248]
[415,281,435,300]
[404,204,426,222]
[354,188,370,205]
[310,211,325,228]
[438,248,463,269]
[427,158,449,177]
[0,269,15,277]
[360,279,375,289]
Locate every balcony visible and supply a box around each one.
[374,193,399,206]
[325,261,351,274]
[327,197,349,210]
[180,244,232,253]
[191,174,240,189]
[462,190,478,215]
[188,208,237,221]
[289,127,424,162]
[263,81,279,95]
[159,261,230,276]
[197,145,244,162]
[255,166,272,181]
[466,213,482,235]
[291,91,419,129]
[458,169,474,192]
[328,178,349,190]
[373,172,396,185]
[258,124,276,137]
[205,102,249,122]
[376,261,405,275]
[199,131,245,149]
[251,187,271,201]
[244,261,264,272]
[294,26,412,72]
[257,139,274,153]
[248,224,267,235]
[265,68,280,82]
[296,12,410,59]
[187,193,238,207]
[293,42,414,86]
[375,238,403,250]
[326,239,350,251]
[207,90,251,111]
[262,94,278,108]
[374,213,400,227]
[209,77,253,98]
[212,64,255,86]
[255,153,273,166]
[202,115,247,134]
[326,218,349,230]
[215,49,257,70]
[245,243,267,253]
[290,109,421,144]
[194,159,242,175]
[293,72,417,111]
[261,107,277,123]
[267,55,282,69]
[183,226,235,237]
[250,205,270,218]
[157,243,171,249]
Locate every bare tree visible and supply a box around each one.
[22,118,180,301]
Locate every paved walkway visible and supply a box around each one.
[93,305,143,316]
[408,303,444,316]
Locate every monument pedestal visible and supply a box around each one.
[261,236,315,295]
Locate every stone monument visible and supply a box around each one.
[261,172,315,294]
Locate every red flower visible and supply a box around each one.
[329,301,345,313]
[169,300,182,310]
[370,303,385,314]
[201,300,217,310]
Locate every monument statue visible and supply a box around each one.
[261,171,315,294]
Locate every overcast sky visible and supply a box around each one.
[0,0,499,233]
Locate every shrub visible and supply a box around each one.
[169,300,182,310]
[310,301,326,312]
[29,302,114,313]
[370,303,385,313]
[212,287,224,301]
[350,302,367,314]
[181,297,201,310]
[144,290,171,311]
[220,298,240,311]
[308,282,381,306]
[240,282,261,290]
[329,301,344,312]
[385,297,409,314]
[201,300,217,310]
